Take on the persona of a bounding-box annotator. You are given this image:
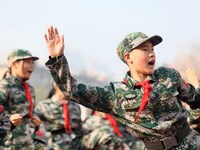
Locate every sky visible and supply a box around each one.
[1,0,200,81]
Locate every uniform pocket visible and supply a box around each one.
[122,92,141,110]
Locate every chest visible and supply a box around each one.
[112,80,180,112]
[8,84,35,105]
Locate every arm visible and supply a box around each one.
[175,69,200,109]
[45,26,113,112]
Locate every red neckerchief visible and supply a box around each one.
[123,78,152,122]
[62,100,72,133]
[36,129,44,138]
[134,80,152,122]
[93,111,123,138]
[0,105,2,113]
[23,82,33,118]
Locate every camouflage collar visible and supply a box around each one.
[8,73,25,86]
[124,71,156,89]
[52,96,62,106]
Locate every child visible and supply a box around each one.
[0,49,45,149]
[82,110,144,150]
[35,81,83,150]
[44,26,200,150]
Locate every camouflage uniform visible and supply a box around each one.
[0,105,11,148]
[0,73,45,150]
[35,96,83,150]
[46,56,200,150]
[45,32,200,149]
[81,112,145,150]
[0,49,45,150]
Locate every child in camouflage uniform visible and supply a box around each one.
[35,81,83,150]
[0,49,45,150]
[44,26,200,150]
[82,111,144,150]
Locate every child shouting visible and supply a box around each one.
[45,26,200,150]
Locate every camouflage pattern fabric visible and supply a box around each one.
[0,73,45,150]
[188,108,200,133]
[35,96,83,150]
[46,55,200,149]
[81,112,145,150]
[0,106,11,148]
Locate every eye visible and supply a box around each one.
[141,48,148,51]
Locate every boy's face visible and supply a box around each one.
[11,58,35,80]
[125,41,155,76]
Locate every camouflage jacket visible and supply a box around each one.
[35,96,83,149]
[0,73,39,149]
[46,55,200,149]
[82,112,144,150]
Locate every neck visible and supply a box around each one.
[130,70,148,82]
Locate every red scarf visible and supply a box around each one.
[134,80,152,122]
[62,100,72,133]
[0,105,2,113]
[94,111,123,138]
[23,82,33,118]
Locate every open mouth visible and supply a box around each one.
[148,60,155,66]
[27,70,33,74]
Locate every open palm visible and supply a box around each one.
[45,26,65,58]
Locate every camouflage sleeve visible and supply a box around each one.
[175,69,200,109]
[0,81,10,113]
[46,55,113,113]
[0,106,12,143]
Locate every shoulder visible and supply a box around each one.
[0,77,11,87]
[154,67,181,80]
[110,81,126,88]
[38,98,52,105]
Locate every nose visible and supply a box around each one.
[149,51,155,58]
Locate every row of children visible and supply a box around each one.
[1,26,200,150]
[0,49,143,150]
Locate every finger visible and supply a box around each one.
[61,35,64,44]
[48,27,53,40]
[36,118,41,124]
[44,34,49,43]
[54,27,60,39]
[15,121,21,126]
[50,26,55,38]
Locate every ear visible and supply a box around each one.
[11,61,18,69]
[124,53,132,63]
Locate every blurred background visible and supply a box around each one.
[0,0,200,103]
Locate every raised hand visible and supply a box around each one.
[185,68,200,88]
[44,26,64,58]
